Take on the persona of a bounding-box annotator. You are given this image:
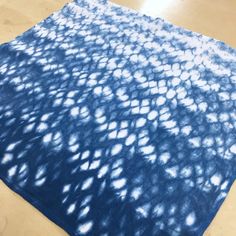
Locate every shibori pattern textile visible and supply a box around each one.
[0,0,236,235]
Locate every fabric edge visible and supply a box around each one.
[0,174,76,236]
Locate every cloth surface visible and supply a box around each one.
[0,0,236,235]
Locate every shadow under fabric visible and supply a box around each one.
[0,0,236,235]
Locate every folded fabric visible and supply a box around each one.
[0,0,236,235]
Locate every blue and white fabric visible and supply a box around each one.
[0,0,236,235]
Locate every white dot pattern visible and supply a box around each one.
[0,0,236,235]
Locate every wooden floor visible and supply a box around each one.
[0,0,236,235]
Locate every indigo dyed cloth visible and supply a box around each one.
[0,0,236,235]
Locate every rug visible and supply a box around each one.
[0,0,236,235]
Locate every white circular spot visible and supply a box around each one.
[112,178,126,189]
[185,212,196,226]
[165,166,178,178]
[198,102,208,112]
[171,77,181,86]
[166,89,176,99]
[94,86,103,95]
[136,118,146,128]
[2,153,13,164]
[148,110,158,120]
[131,187,142,200]
[37,122,48,132]
[43,133,53,143]
[98,165,109,178]
[63,184,71,193]
[203,137,214,147]
[111,144,123,156]
[230,144,236,154]
[77,221,93,234]
[189,137,201,148]
[140,145,155,155]
[8,165,17,177]
[81,177,94,190]
[159,152,171,164]
[125,134,136,146]
[67,203,76,214]
[211,174,222,186]
[180,166,192,178]
[181,126,192,136]
[153,204,164,217]
[117,129,128,139]
[95,108,104,118]
[156,96,166,106]
[41,113,50,121]
[64,98,74,107]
